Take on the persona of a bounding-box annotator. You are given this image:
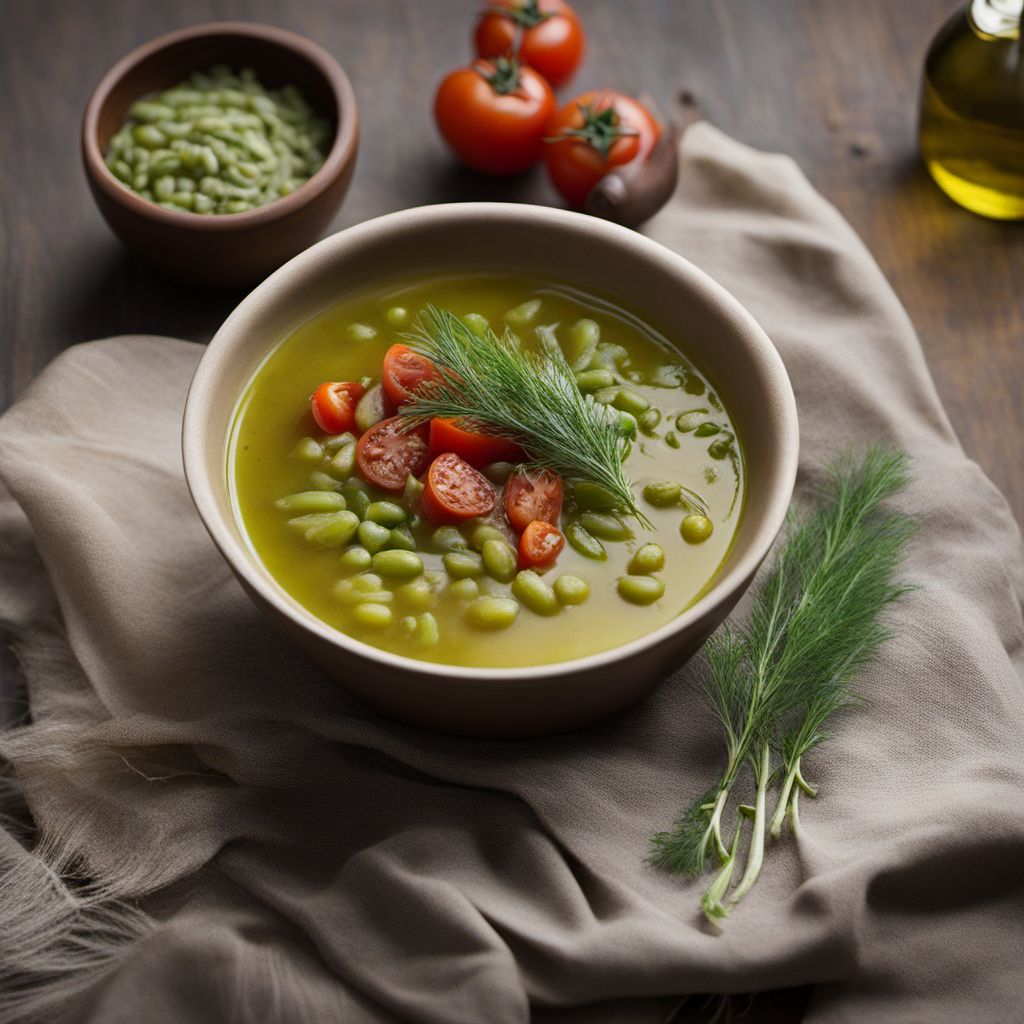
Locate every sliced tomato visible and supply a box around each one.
[310,381,366,434]
[355,416,432,491]
[421,452,497,524]
[518,520,565,569]
[504,468,564,533]
[382,344,442,407]
[428,417,525,468]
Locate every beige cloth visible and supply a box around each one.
[1,125,1023,1024]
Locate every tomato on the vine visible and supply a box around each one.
[543,91,661,209]
[474,0,585,90]
[434,57,556,175]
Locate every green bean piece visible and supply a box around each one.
[612,388,650,416]
[365,501,407,527]
[465,596,520,631]
[352,602,393,629]
[681,514,715,544]
[643,481,682,508]
[290,510,359,548]
[275,491,346,514]
[443,551,484,579]
[415,612,440,647]
[449,578,480,601]
[385,306,409,327]
[617,575,665,605]
[664,431,681,449]
[694,422,721,438]
[387,526,417,551]
[504,298,541,326]
[564,318,600,371]
[483,461,516,485]
[570,481,619,511]
[481,539,517,582]
[511,570,560,616]
[565,521,607,560]
[358,520,392,554]
[340,546,372,570]
[372,550,424,579]
[334,573,392,606]
[638,408,662,434]
[354,384,389,433]
[469,522,508,551]
[328,442,356,479]
[323,431,356,452]
[574,368,617,393]
[292,437,324,463]
[675,409,708,433]
[553,575,590,606]
[346,323,377,343]
[629,543,666,574]
[576,512,633,542]
[463,313,489,337]
[432,525,469,552]
[398,578,435,611]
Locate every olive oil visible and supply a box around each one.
[919,0,1024,219]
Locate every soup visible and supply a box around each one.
[230,274,744,668]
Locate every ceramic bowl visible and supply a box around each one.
[82,21,359,288]
[183,203,799,737]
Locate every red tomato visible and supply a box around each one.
[355,416,432,491]
[518,520,565,569]
[429,417,525,468]
[434,57,556,175]
[474,0,585,90]
[504,468,564,533]
[422,452,497,524]
[381,344,442,407]
[310,381,366,434]
[544,91,661,208]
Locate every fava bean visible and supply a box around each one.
[643,481,682,507]
[366,501,407,527]
[340,545,372,570]
[385,306,408,327]
[612,388,650,416]
[290,510,359,548]
[352,602,393,628]
[372,549,424,579]
[565,318,600,371]
[464,313,489,337]
[481,539,517,582]
[465,596,520,630]
[323,431,356,452]
[664,431,681,449]
[449,578,480,601]
[292,437,324,463]
[402,473,425,507]
[432,525,468,552]
[354,384,389,433]
[708,439,733,461]
[638,408,662,434]
[694,422,720,437]
[512,570,560,616]
[329,442,356,478]
[388,526,416,551]
[275,491,345,514]
[443,551,484,579]
[617,575,665,605]
[565,521,607,560]
[574,368,617,392]
[398,577,435,610]
[334,573,392,605]
[482,461,515,485]
[576,512,633,542]
[469,522,507,551]
[358,520,392,554]
[681,514,714,544]
[553,575,590,606]
[504,298,541,326]
[675,409,707,433]
[629,543,666,574]
[346,323,377,343]
[415,612,440,647]
[617,412,638,439]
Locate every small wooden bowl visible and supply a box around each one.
[82,22,359,288]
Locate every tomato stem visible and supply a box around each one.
[476,55,523,96]
[486,0,552,30]
[545,101,640,161]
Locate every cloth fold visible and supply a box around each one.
[1,124,1022,1024]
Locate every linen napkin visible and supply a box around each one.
[1,124,1022,1024]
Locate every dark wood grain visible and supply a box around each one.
[0,2,1020,1019]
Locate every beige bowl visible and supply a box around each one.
[182,203,798,737]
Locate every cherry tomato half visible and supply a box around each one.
[434,57,556,176]
[429,417,525,468]
[355,416,432,491]
[518,520,565,569]
[310,381,366,434]
[422,452,497,525]
[474,0,585,90]
[503,468,564,533]
[544,91,661,209]
[382,344,442,407]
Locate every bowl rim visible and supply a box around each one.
[183,202,800,685]
[81,20,359,231]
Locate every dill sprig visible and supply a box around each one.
[399,306,646,523]
[651,446,916,922]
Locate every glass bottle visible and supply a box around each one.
[919,0,1024,219]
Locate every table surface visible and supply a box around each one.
[1,1,1021,1019]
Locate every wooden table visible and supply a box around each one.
[1,1,1020,1019]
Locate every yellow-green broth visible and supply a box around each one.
[230,274,744,668]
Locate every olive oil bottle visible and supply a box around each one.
[919,0,1024,219]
